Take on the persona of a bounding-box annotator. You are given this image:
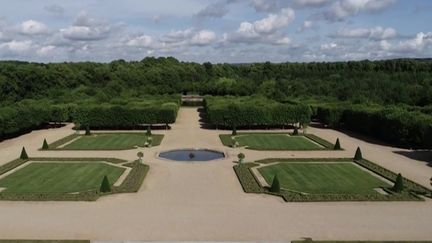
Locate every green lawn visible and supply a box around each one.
[258,163,389,194]
[0,163,125,193]
[60,133,163,150]
[220,133,323,150]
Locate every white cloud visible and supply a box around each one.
[0,40,32,53]
[253,8,295,34]
[326,0,396,21]
[195,2,229,18]
[126,35,153,47]
[37,45,56,56]
[20,20,49,35]
[321,42,338,50]
[61,11,112,41]
[191,30,216,45]
[333,26,397,40]
[380,32,432,53]
[44,4,65,15]
[299,20,314,32]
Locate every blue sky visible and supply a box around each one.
[0,0,431,63]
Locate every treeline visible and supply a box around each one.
[315,104,432,149]
[1,58,432,106]
[204,96,311,128]
[0,95,180,140]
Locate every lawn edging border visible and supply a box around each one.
[234,157,431,202]
[43,132,164,151]
[0,157,149,201]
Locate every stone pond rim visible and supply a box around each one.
[158,149,226,162]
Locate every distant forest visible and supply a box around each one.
[1,57,432,106]
[1,57,432,148]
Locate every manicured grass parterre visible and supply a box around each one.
[0,163,124,193]
[0,157,149,201]
[220,133,334,150]
[49,133,163,150]
[233,158,431,202]
[258,163,389,195]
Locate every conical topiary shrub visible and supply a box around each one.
[334,138,341,150]
[293,126,299,135]
[100,175,111,193]
[146,126,152,136]
[85,125,91,136]
[354,147,363,160]
[42,138,49,150]
[392,173,404,193]
[20,147,28,160]
[270,174,280,193]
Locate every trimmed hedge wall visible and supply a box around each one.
[315,104,432,148]
[74,102,179,128]
[204,96,311,127]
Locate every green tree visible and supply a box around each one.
[392,173,404,193]
[237,153,245,163]
[100,175,111,193]
[42,139,49,150]
[85,125,91,136]
[146,126,152,136]
[293,126,299,135]
[232,126,237,136]
[137,151,144,163]
[334,138,341,150]
[20,147,28,160]
[354,147,363,160]
[270,174,280,193]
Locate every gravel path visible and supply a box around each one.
[0,107,430,241]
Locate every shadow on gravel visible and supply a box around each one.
[394,150,432,167]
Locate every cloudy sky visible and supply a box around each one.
[0,0,431,63]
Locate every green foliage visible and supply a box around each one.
[100,175,112,193]
[270,174,280,193]
[293,126,299,135]
[237,153,245,162]
[232,126,237,136]
[354,147,363,160]
[334,138,341,150]
[42,138,49,150]
[204,96,311,127]
[146,126,152,136]
[315,103,432,149]
[20,147,28,159]
[85,125,91,135]
[233,163,263,193]
[393,173,404,193]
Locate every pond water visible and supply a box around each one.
[158,149,225,161]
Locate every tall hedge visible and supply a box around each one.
[315,103,432,149]
[204,96,311,127]
[74,102,179,128]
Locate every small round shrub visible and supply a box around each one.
[237,153,245,163]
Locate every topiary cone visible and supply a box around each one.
[100,175,111,193]
[20,147,28,160]
[146,126,152,136]
[392,173,404,193]
[334,138,341,150]
[293,126,299,135]
[85,125,91,136]
[42,138,49,150]
[354,147,363,160]
[270,174,280,193]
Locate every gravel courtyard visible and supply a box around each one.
[0,107,430,241]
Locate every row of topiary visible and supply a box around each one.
[204,96,311,128]
[315,104,432,149]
